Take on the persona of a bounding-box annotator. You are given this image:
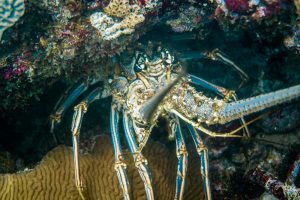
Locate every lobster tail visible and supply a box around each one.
[219,84,300,124]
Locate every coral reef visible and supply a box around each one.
[90,11,145,41]
[248,155,300,200]
[89,0,162,41]
[213,0,292,20]
[90,0,146,41]
[104,0,136,17]
[166,6,202,32]
[0,0,169,110]
[0,135,203,199]
[205,128,300,198]
[0,0,25,40]
[284,28,300,51]
[0,45,47,110]
[0,0,298,111]
[211,0,295,42]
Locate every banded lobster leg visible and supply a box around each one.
[187,124,212,200]
[50,79,110,133]
[169,116,188,200]
[188,74,250,137]
[110,103,130,200]
[50,81,91,134]
[123,111,154,200]
[70,87,104,200]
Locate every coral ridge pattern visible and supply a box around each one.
[0,135,203,200]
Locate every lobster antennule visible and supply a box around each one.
[218,84,300,124]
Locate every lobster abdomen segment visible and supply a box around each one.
[219,84,300,124]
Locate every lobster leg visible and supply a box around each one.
[50,80,94,134]
[70,88,102,200]
[286,153,300,185]
[188,74,250,137]
[123,111,154,200]
[110,103,130,200]
[187,124,212,200]
[170,117,188,200]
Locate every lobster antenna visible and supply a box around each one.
[140,73,184,123]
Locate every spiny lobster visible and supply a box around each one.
[50,43,300,200]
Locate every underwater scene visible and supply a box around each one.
[0,0,300,199]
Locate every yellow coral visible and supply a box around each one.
[122,13,145,29]
[104,0,141,18]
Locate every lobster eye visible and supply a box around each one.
[134,63,145,72]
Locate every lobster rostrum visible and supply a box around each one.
[50,43,300,200]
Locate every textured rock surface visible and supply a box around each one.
[0,135,203,199]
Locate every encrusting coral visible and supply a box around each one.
[90,11,145,41]
[90,0,146,41]
[166,6,202,33]
[0,135,203,199]
[103,0,141,18]
[0,0,25,40]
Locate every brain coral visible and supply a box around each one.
[0,0,25,40]
[0,135,203,199]
[295,0,300,18]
